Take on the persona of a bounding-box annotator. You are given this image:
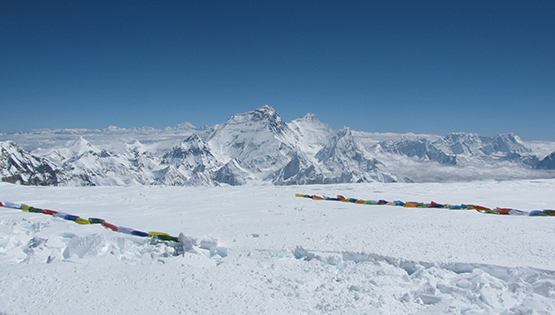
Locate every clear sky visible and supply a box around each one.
[1,1,554,140]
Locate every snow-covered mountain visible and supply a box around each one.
[0,141,66,185]
[201,105,300,172]
[159,135,222,186]
[374,137,457,165]
[373,132,536,166]
[1,106,554,186]
[288,112,334,155]
[537,151,555,170]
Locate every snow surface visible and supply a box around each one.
[2,179,555,314]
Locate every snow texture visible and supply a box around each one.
[1,179,555,314]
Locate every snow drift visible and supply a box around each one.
[1,180,555,314]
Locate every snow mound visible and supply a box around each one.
[0,215,225,265]
[290,247,555,313]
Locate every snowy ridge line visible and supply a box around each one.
[291,246,555,276]
[0,200,226,257]
[295,193,555,216]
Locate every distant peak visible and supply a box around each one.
[225,105,283,125]
[176,122,197,130]
[333,127,352,139]
[300,113,318,121]
[443,132,480,140]
[184,133,203,142]
[494,133,521,141]
[74,136,91,145]
[128,140,143,147]
[106,126,124,131]
[255,105,278,115]
[67,136,100,155]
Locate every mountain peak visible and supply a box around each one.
[298,112,319,121]
[203,106,297,170]
[223,105,282,125]
[213,106,294,142]
[175,122,197,130]
[291,112,328,128]
[67,136,100,156]
[69,136,93,149]
[180,134,208,150]
[259,105,276,112]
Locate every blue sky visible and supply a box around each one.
[2,1,554,140]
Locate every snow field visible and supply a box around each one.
[1,179,555,314]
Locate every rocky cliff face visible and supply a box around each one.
[537,151,555,170]
[0,141,65,185]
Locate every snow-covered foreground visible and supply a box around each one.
[1,179,555,314]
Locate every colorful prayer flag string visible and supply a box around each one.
[295,194,555,216]
[0,200,179,241]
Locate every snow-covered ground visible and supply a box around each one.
[1,179,555,314]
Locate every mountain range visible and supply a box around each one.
[1,105,554,186]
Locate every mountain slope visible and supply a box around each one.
[160,135,222,186]
[1,106,554,186]
[0,141,66,185]
[202,106,299,174]
[288,113,334,156]
[375,133,537,166]
[537,151,555,169]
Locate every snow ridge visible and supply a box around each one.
[1,106,555,186]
